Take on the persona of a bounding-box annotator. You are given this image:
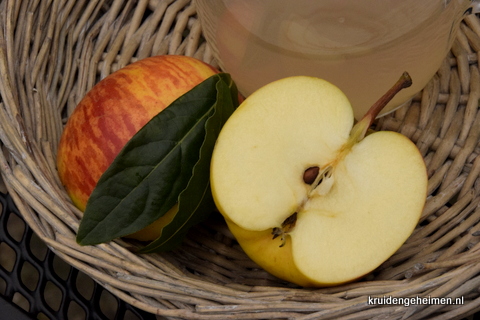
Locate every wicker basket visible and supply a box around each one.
[1,0,480,319]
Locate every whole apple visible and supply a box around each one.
[57,55,218,241]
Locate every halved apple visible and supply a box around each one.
[210,74,428,287]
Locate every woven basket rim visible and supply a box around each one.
[1,0,480,319]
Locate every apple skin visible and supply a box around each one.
[224,218,316,287]
[57,55,218,240]
[225,218,366,287]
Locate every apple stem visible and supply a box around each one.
[367,72,412,123]
[350,72,412,143]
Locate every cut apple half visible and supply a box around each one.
[210,74,428,287]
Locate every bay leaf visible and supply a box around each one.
[139,73,238,252]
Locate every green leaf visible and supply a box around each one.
[139,74,238,252]
[76,73,238,246]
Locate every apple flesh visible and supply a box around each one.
[210,75,428,287]
[57,55,218,240]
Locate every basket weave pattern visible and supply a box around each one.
[1,0,480,319]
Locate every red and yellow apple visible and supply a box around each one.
[57,55,218,240]
[210,74,428,287]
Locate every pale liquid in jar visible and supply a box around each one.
[197,0,466,119]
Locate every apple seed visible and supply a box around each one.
[271,227,283,240]
[282,212,298,232]
[271,212,298,247]
[303,166,320,184]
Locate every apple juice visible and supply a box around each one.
[196,0,469,119]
